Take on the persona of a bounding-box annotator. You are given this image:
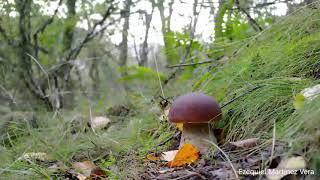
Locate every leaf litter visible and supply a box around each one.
[141,137,313,180]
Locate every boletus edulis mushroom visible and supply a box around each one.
[168,93,222,154]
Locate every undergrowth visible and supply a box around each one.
[194,4,320,172]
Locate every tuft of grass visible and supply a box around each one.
[0,97,175,179]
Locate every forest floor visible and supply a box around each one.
[1,4,320,180]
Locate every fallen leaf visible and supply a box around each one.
[293,93,305,110]
[90,166,106,180]
[158,168,175,174]
[266,156,306,180]
[90,116,111,130]
[72,161,96,177]
[19,152,49,161]
[146,154,160,161]
[277,156,306,170]
[176,123,183,131]
[159,108,170,121]
[230,138,259,148]
[167,143,200,167]
[76,173,87,180]
[160,150,178,162]
[301,84,320,101]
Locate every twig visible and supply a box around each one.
[89,103,97,135]
[33,0,63,35]
[221,85,263,108]
[156,132,181,147]
[231,0,293,10]
[269,119,276,166]
[166,60,214,68]
[33,0,63,57]
[235,0,263,32]
[65,4,115,62]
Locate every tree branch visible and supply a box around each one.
[166,59,214,68]
[34,0,63,36]
[65,4,115,62]
[235,0,263,32]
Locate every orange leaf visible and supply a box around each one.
[167,143,200,167]
[146,154,160,161]
[176,123,183,131]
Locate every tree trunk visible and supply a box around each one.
[139,8,154,66]
[16,0,53,110]
[119,0,131,75]
[61,0,77,108]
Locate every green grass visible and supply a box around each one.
[194,5,320,171]
[0,101,175,179]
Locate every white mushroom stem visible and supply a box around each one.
[179,123,217,154]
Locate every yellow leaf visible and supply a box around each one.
[146,154,160,161]
[167,143,200,167]
[293,93,305,110]
[176,123,183,131]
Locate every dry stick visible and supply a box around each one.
[235,0,263,32]
[221,85,263,108]
[166,59,214,68]
[269,119,276,166]
[89,104,97,135]
[156,132,181,147]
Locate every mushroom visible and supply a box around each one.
[168,93,222,154]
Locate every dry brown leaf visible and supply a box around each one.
[266,156,306,180]
[146,154,160,161]
[90,166,106,180]
[167,143,200,167]
[72,161,96,177]
[76,173,87,180]
[160,150,178,162]
[230,138,259,148]
[90,116,111,130]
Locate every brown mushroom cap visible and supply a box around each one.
[168,93,222,123]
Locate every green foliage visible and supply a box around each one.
[164,31,203,65]
[118,66,166,82]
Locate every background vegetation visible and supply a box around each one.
[0,0,319,179]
